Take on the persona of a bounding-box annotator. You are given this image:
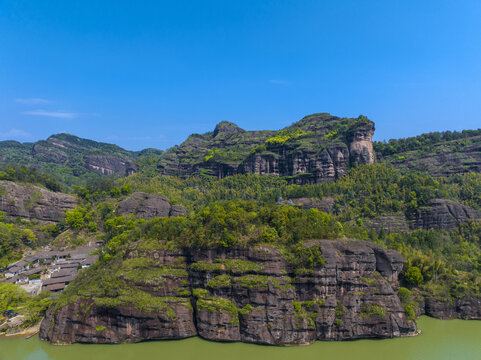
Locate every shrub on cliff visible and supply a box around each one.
[404,266,424,287]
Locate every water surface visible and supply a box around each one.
[1,317,480,360]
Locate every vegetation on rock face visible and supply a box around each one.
[398,287,418,320]
[53,261,190,319]
[0,164,62,192]
[375,129,481,177]
[196,296,239,325]
[374,128,481,156]
[361,304,386,318]
[156,113,373,179]
[207,275,232,288]
[264,128,312,146]
[191,259,264,274]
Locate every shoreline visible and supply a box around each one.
[0,322,40,338]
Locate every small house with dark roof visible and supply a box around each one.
[5,266,23,278]
[51,268,77,278]
[43,274,76,286]
[81,255,98,268]
[59,263,79,269]
[44,283,66,293]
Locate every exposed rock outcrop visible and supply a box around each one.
[213,121,245,137]
[238,145,351,184]
[33,142,68,163]
[169,205,187,217]
[417,296,481,320]
[116,192,186,220]
[84,155,137,176]
[409,199,481,230]
[288,197,335,213]
[40,239,417,345]
[41,300,196,344]
[0,180,76,222]
[363,214,410,234]
[348,123,375,165]
[238,120,375,184]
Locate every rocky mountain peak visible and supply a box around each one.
[213,121,245,137]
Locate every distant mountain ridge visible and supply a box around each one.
[1,113,481,185]
[0,133,140,185]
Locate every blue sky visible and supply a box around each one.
[1,0,481,151]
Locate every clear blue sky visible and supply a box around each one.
[1,0,481,151]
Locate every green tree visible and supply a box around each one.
[120,183,132,195]
[404,266,424,287]
[65,208,85,231]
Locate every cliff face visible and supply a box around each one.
[239,123,374,184]
[361,199,481,235]
[40,239,417,345]
[416,297,481,320]
[157,114,375,184]
[0,180,76,222]
[116,192,187,220]
[408,199,481,230]
[84,155,137,176]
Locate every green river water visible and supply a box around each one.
[1,317,480,360]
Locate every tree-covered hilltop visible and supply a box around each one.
[2,164,481,337]
[375,128,481,156]
[87,165,481,301]
[375,129,481,177]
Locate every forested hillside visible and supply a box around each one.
[375,129,481,176]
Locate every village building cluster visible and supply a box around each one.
[1,246,98,295]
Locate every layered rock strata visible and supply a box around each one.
[360,200,481,235]
[40,239,417,345]
[84,155,138,176]
[238,123,375,184]
[421,296,481,320]
[409,199,481,230]
[116,192,187,220]
[0,180,76,222]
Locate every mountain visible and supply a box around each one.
[0,133,139,186]
[158,113,375,183]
